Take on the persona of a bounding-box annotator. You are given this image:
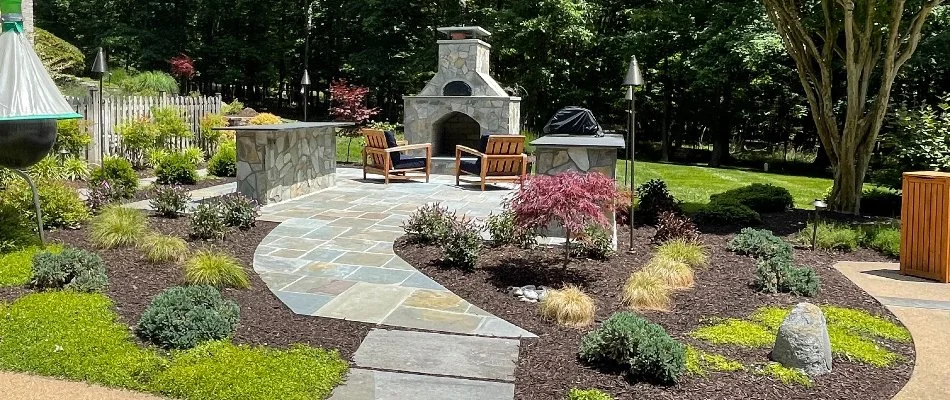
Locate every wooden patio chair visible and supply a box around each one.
[455,135,528,191]
[362,128,432,184]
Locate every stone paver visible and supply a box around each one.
[328,368,514,400]
[254,168,535,338]
[353,329,520,381]
[834,261,950,400]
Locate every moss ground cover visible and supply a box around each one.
[684,346,744,377]
[0,244,62,287]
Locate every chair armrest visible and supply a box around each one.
[386,143,431,153]
[364,147,388,156]
[483,154,527,161]
[456,145,484,157]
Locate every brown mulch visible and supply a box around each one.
[41,215,370,359]
[128,176,238,202]
[393,212,912,400]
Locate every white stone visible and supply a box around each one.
[771,303,833,376]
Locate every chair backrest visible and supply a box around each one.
[362,128,388,167]
[484,135,526,176]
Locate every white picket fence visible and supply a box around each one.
[66,92,223,165]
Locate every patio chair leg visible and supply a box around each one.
[481,181,486,191]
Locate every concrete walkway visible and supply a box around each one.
[834,262,950,400]
[254,168,534,338]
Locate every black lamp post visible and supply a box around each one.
[623,56,644,253]
[91,47,107,157]
[812,199,828,250]
[301,70,311,122]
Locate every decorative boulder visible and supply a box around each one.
[771,302,833,376]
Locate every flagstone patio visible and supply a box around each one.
[255,167,535,338]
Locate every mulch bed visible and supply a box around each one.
[394,211,913,400]
[33,215,371,359]
[127,176,238,202]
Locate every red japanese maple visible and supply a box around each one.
[169,54,196,79]
[329,78,380,125]
[509,171,619,256]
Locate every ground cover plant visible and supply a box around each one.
[0,245,62,287]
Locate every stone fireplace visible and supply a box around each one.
[404,26,521,159]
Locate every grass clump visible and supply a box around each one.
[184,251,250,289]
[566,387,614,400]
[0,291,164,389]
[644,256,695,290]
[539,285,596,328]
[150,341,348,400]
[91,206,147,248]
[796,222,862,251]
[655,239,707,268]
[865,226,900,257]
[684,346,744,377]
[140,234,189,263]
[689,319,775,348]
[621,271,672,311]
[755,362,812,387]
[0,245,62,287]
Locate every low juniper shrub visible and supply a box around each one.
[136,285,240,349]
[218,193,259,231]
[754,255,820,297]
[652,211,699,244]
[190,201,227,240]
[486,209,537,249]
[440,218,483,270]
[403,203,453,243]
[709,184,794,213]
[150,185,192,217]
[579,311,686,385]
[728,228,792,260]
[30,248,108,292]
[156,152,199,185]
[636,179,680,224]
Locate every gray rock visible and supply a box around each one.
[771,302,833,376]
[523,289,538,301]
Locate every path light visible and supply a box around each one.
[812,199,828,251]
[623,56,644,253]
[301,69,311,122]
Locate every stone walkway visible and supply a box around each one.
[255,168,535,338]
[834,262,950,400]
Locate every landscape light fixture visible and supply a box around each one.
[812,199,828,250]
[301,69,311,122]
[623,56,644,253]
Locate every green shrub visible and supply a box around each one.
[156,152,199,185]
[571,224,614,260]
[137,285,240,350]
[866,226,900,257]
[652,211,699,244]
[116,117,159,168]
[249,113,282,125]
[185,251,250,289]
[118,71,179,95]
[85,180,119,212]
[0,291,164,388]
[149,185,192,217]
[90,157,139,198]
[861,187,902,217]
[55,119,92,157]
[695,200,761,226]
[796,222,861,251]
[728,228,792,259]
[403,203,453,243]
[567,388,614,400]
[140,234,189,263]
[18,179,90,229]
[150,341,348,400]
[30,248,108,292]
[579,311,685,385]
[191,202,227,240]
[221,99,245,116]
[146,148,169,168]
[208,142,237,177]
[636,179,680,224]
[440,218,482,270]
[91,206,147,248]
[0,245,62,287]
[200,113,231,147]
[27,156,65,181]
[486,209,537,248]
[709,184,794,213]
[62,156,90,181]
[182,147,205,166]
[0,197,36,253]
[754,256,820,297]
[218,193,259,230]
[656,239,707,268]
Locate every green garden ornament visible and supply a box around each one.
[1,0,83,244]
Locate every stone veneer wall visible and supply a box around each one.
[404,97,521,155]
[534,145,620,249]
[235,126,337,205]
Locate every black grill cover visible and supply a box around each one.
[542,106,604,137]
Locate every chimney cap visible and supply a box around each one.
[437,26,491,39]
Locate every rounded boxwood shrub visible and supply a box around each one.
[156,152,199,185]
[579,311,685,385]
[709,183,793,213]
[695,200,761,226]
[208,142,237,177]
[30,247,108,292]
[136,285,240,349]
[90,157,139,199]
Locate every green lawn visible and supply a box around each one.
[616,161,831,209]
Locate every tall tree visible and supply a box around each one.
[762,0,944,213]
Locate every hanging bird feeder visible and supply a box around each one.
[1,0,84,244]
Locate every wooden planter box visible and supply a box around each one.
[901,171,950,282]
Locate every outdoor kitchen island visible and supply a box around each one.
[231,122,352,205]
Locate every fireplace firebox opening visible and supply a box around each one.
[434,112,481,156]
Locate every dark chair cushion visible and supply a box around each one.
[477,135,490,153]
[384,130,400,165]
[460,160,480,175]
[392,157,427,170]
